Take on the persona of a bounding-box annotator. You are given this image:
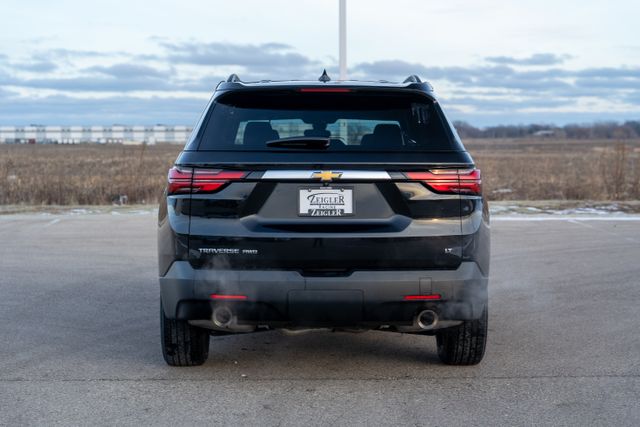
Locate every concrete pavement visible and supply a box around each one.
[0,213,639,426]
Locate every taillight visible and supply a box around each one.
[405,168,481,195]
[167,167,193,194]
[167,167,247,195]
[191,169,247,193]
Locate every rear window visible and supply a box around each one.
[196,90,462,151]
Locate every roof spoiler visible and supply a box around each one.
[226,73,423,85]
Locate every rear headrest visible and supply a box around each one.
[373,124,403,147]
[360,133,375,147]
[243,122,279,147]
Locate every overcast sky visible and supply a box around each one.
[1,0,639,126]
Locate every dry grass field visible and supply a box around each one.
[1,139,639,205]
[467,138,640,200]
[0,144,180,205]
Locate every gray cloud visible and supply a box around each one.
[86,63,170,79]
[0,87,15,98]
[1,61,223,93]
[0,61,176,92]
[0,41,639,126]
[161,41,316,70]
[352,59,430,80]
[2,75,172,92]
[353,60,640,98]
[574,76,640,90]
[445,96,571,111]
[623,91,640,104]
[485,53,570,66]
[171,76,225,92]
[48,48,123,59]
[574,67,640,79]
[11,60,58,73]
[0,94,207,125]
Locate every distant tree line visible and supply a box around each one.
[453,121,640,139]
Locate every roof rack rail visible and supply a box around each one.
[403,75,422,83]
[226,74,242,83]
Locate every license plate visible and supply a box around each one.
[299,187,353,217]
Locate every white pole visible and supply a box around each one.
[339,0,347,80]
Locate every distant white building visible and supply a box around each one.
[532,130,555,137]
[0,125,193,144]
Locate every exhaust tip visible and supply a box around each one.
[417,310,438,330]
[212,306,233,328]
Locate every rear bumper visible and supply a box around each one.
[159,261,488,328]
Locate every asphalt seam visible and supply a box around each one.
[1,374,639,382]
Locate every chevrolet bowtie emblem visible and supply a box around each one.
[312,171,343,182]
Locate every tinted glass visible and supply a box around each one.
[198,91,461,151]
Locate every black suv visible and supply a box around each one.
[158,72,490,366]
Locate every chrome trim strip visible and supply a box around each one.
[261,170,391,180]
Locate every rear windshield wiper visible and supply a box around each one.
[265,137,330,149]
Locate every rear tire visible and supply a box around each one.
[436,306,488,365]
[160,302,210,366]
